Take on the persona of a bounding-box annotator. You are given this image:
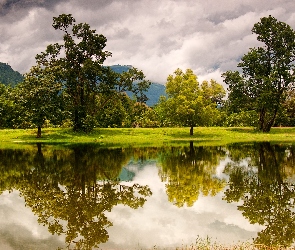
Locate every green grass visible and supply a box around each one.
[1,127,295,148]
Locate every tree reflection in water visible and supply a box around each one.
[2,142,295,248]
[224,142,295,247]
[0,144,152,250]
[158,142,227,207]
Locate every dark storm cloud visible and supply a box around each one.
[0,0,66,15]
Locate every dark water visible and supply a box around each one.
[0,142,295,250]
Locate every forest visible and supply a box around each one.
[1,14,295,137]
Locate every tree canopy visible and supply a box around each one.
[156,68,225,135]
[223,15,295,132]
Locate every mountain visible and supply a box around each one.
[109,65,166,106]
[0,63,165,106]
[0,62,24,86]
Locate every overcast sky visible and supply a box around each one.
[1,0,295,85]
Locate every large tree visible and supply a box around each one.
[35,14,115,132]
[35,14,150,132]
[223,16,295,132]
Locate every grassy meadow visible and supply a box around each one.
[1,126,295,148]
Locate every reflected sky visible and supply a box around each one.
[0,151,274,250]
[100,160,263,249]
[0,191,66,250]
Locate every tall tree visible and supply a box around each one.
[35,14,150,132]
[223,16,295,132]
[35,14,114,132]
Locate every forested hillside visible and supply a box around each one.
[0,62,23,86]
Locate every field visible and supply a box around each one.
[1,127,295,148]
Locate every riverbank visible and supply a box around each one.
[1,127,295,148]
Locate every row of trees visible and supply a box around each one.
[1,14,295,134]
[0,14,228,136]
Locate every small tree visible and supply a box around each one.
[158,69,225,135]
[19,66,63,137]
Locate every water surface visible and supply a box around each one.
[0,142,295,249]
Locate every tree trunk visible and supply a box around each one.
[259,106,278,132]
[258,107,266,131]
[36,125,42,138]
[190,125,194,136]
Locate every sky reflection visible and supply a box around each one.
[0,155,266,250]
[100,161,263,250]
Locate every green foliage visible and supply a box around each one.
[224,110,258,127]
[35,14,113,132]
[224,16,295,132]
[0,83,26,128]
[157,69,225,134]
[18,65,64,137]
[33,14,151,132]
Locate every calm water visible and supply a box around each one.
[0,142,295,250]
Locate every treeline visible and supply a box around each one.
[1,14,295,136]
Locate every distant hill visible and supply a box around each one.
[0,63,165,106]
[109,65,166,106]
[0,62,24,86]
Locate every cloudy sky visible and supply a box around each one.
[1,0,295,85]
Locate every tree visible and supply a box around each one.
[158,69,224,135]
[35,14,114,132]
[35,14,151,132]
[200,79,226,107]
[18,66,63,137]
[223,16,295,132]
[0,84,16,128]
[160,69,204,135]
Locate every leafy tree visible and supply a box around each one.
[275,88,295,126]
[95,92,134,128]
[17,66,63,137]
[158,69,225,134]
[200,79,226,107]
[0,84,15,128]
[0,83,27,128]
[223,16,295,132]
[34,14,151,132]
[35,14,115,132]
